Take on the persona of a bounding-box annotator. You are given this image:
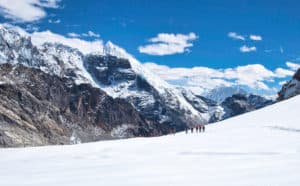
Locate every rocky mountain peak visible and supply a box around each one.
[278,68,300,101]
[221,93,273,119]
[103,41,129,59]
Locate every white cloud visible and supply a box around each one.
[67,31,100,38]
[138,32,198,56]
[30,30,103,54]
[240,45,256,53]
[249,34,262,41]
[274,68,294,78]
[67,32,80,38]
[144,62,294,94]
[228,32,262,41]
[286,61,300,71]
[82,31,100,38]
[279,80,287,86]
[228,32,245,41]
[0,0,61,22]
[223,64,274,90]
[25,24,39,32]
[48,19,61,24]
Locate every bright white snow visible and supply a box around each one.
[1,96,300,186]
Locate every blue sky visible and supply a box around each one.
[36,0,300,69]
[0,0,299,95]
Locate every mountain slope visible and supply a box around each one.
[0,64,156,147]
[0,95,299,185]
[179,87,224,122]
[0,24,209,135]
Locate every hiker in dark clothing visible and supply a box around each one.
[185,127,188,134]
[202,125,205,132]
[199,125,202,133]
[195,125,199,133]
[191,127,194,133]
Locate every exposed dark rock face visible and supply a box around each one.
[221,94,273,119]
[247,94,273,109]
[278,68,300,101]
[0,64,157,147]
[84,55,136,85]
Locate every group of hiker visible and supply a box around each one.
[166,124,206,135]
[185,125,205,134]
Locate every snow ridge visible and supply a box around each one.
[102,41,203,119]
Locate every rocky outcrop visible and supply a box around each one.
[0,64,157,147]
[278,68,300,101]
[221,94,273,119]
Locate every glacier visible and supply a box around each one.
[0,95,299,186]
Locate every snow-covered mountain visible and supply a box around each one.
[0,24,279,146]
[202,86,247,103]
[278,68,300,101]
[1,95,299,185]
[181,85,273,121]
[221,93,274,119]
[0,24,211,137]
[178,87,224,122]
[85,42,211,131]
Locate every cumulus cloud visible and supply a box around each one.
[274,68,294,78]
[0,0,61,22]
[240,45,256,53]
[144,62,294,94]
[228,32,245,40]
[138,32,198,56]
[286,61,300,71]
[249,34,262,41]
[223,64,274,89]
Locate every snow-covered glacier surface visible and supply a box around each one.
[1,96,300,186]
